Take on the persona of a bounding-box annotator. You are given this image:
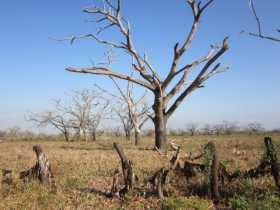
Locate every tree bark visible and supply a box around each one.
[20,145,55,186]
[153,92,167,153]
[134,130,140,146]
[125,129,131,141]
[64,131,70,142]
[91,131,97,141]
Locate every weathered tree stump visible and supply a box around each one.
[113,142,136,196]
[2,169,13,186]
[19,145,55,186]
[264,137,280,190]
[207,142,220,203]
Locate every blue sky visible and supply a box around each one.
[0,0,279,131]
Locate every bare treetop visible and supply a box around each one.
[63,0,229,152]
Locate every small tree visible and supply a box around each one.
[201,124,213,135]
[186,123,199,136]
[96,78,150,145]
[66,89,109,141]
[221,121,239,135]
[246,122,265,135]
[64,0,229,152]
[28,104,72,142]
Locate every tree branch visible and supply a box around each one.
[66,67,155,91]
[165,37,229,118]
[163,0,215,88]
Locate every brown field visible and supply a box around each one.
[0,134,280,210]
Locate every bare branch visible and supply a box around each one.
[66,67,154,91]
[244,0,280,43]
[164,48,214,103]
[165,37,229,118]
[163,0,215,88]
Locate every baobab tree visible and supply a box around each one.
[64,0,229,152]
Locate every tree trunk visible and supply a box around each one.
[125,129,131,141]
[134,130,140,146]
[64,131,70,142]
[91,131,96,141]
[153,93,167,153]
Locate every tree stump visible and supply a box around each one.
[207,142,220,203]
[20,145,55,186]
[113,142,136,195]
[2,169,13,186]
[264,137,280,190]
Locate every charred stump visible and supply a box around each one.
[19,145,55,186]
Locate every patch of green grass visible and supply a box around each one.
[229,195,249,210]
[162,195,212,210]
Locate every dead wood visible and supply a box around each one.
[19,145,55,186]
[113,142,136,196]
[2,169,13,186]
[207,142,220,202]
[264,137,280,190]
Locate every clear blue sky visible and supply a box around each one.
[0,0,279,131]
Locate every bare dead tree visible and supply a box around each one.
[246,122,265,135]
[244,0,280,43]
[96,78,151,145]
[63,0,229,152]
[201,123,213,135]
[186,123,199,136]
[70,89,109,141]
[113,104,134,140]
[28,101,72,142]
[221,121,239,135]
[29,89,109,142]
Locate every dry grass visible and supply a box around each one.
[0,134,279,210]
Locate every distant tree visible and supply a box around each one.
[6,127,21,140]
[212,124,223,136]
[186,123,199,136]
[0,130,6,138]
[221,121,239,135]
[28,89,109,141]
[66,89,109,141]
[28,107,72,142]
[62,0,229,153]
[201,124,213,135]
[113,104,133,140]
[246,122,265,135]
